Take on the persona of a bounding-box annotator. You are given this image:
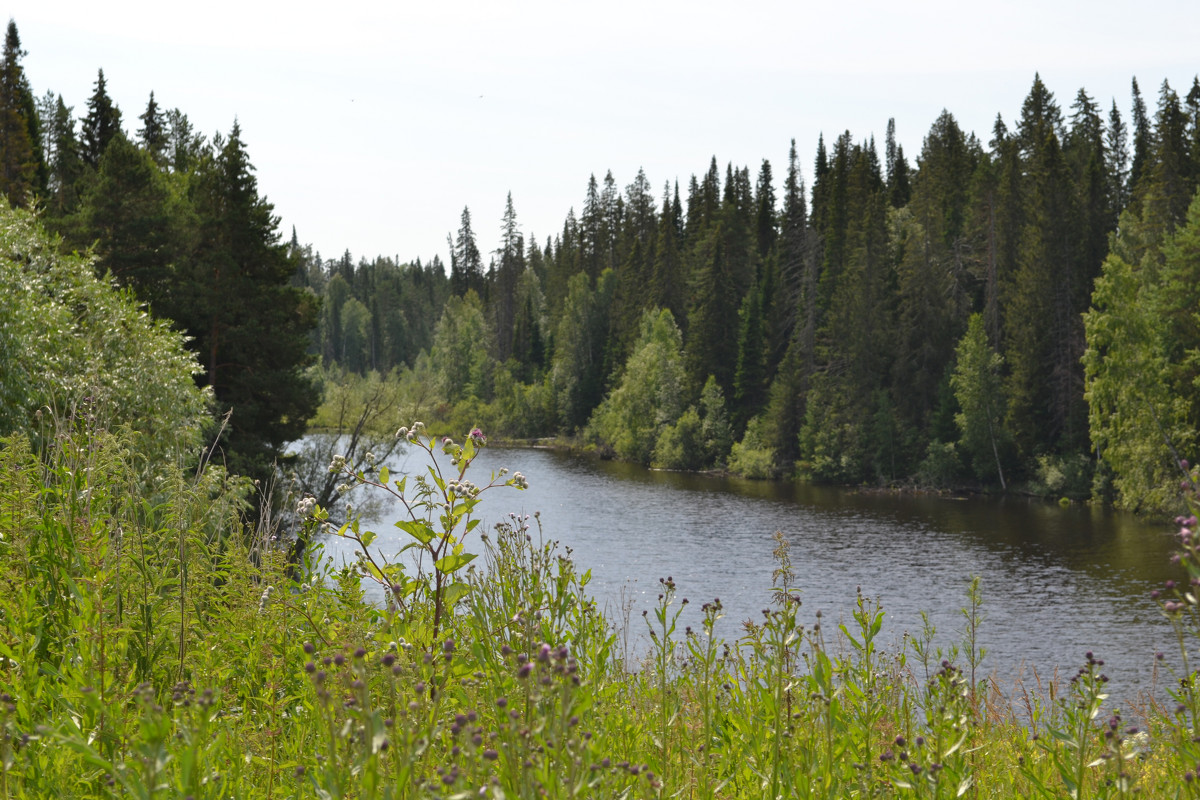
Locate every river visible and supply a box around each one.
[313,441,1183,705]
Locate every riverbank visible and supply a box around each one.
[5,425,1197,798]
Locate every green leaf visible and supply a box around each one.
[361,530,376,547]
[378,466,390,485]
[442,582,471,606]
[396,519,434,545]
[434,552,478,574]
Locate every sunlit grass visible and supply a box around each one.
[1,422,1198,798]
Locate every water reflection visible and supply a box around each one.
[316,441,1180,703]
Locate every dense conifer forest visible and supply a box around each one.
[4,16,1200,510]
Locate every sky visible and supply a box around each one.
[13,0,1200,269]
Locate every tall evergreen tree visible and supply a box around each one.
[81,69,122,168]
[450,206,485,298]
[491,192,524,361]
[43,94,83,217]
[170,122,320,481]
[82,132,176,304]
[1130,77,1152,197]
[137,91,168,165]
[0,20,40,204]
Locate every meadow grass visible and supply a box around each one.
[1,423,1198,798]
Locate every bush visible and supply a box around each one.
[0,204,208,462]
[916,439,962,489]
[652,407,703,470]
[728,415,776,479]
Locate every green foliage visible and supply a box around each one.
[587,308,685,465]
[728,415,775,479]
[952,313,1011,487]
[551,271,614,433]
[651,406,703,470]
[699,374,735,465]
[172,122,321,481]
[916,440,962,489]
[2,420,1200,797]
[431,290,493,404]
[1026,453,1095,501]
[0,203,207,461]
[1084,191,1200,511]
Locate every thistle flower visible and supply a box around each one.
[469,427,487,445]
[296,495,317,518]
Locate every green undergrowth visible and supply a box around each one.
[2,423,1200,799]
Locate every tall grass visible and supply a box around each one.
[1,422,1198,797]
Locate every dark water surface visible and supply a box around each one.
[317,442,1182,703]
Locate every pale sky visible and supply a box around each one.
[13,0,1200,268]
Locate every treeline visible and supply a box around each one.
[0,21,319,484]
[301,74,1200,509]
[5,11,1200,510]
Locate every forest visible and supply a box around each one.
[12,16,1200,799]
[3,18,1200,512]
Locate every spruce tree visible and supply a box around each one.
[137,91,168,164]
[172,121,320,481]
[451,206,484,297]
[0,20,39,204]
[44,95,83,217]
[1129,77,1151,197]
[491,192,524,361]
[81,69,122,168]
[82,132,176,304]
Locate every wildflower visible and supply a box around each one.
[511,471,529,490]
[296,495,317,518]
[257,585,274,614]
[328,454,348,473]
[396,426,409,439]
[470,427,487,445]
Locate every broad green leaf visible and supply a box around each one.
[396,520,434,545]
[361,530,376,547]
[378,466,390,485]
[442,582,471,606]
[434,552,478,574]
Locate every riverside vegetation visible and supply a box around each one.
[7,415,1200,798]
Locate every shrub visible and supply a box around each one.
[0,204,208,462]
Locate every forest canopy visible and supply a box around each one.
[2,13,1200,512]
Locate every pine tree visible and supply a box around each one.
[1130,77,1151,197]
[82,132,176,304]
[648,181,684,326]
[732,279,767,428]
[891,110,978,433]
[450,206,484,297]
[491,192,524,361]
[81,69,122,168]
[171,121,320,481]
[43,95,83,217]
[1143,80,1193,230]
[137,91,168,164]
[1106,100,1130,212]
[0,20,39,204]
[165,108,205,172]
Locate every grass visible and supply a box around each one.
[2,421,1200,798]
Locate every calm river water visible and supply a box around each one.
[316,442,1184,704]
